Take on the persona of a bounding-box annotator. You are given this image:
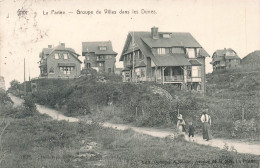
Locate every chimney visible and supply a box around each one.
[48,45,52,48]
[60,43,65,47]
[151,26,159,39]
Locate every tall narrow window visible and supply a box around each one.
[54,53,59,59]
[63,53,68,59]
[187,48,196,58]
[196,48,200,57]
[187,66,192,78]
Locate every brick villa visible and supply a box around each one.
[39,43,82,79]
[82,41,118,73]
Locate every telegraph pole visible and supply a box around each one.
[132,31,135,82]
[24,58,26,95]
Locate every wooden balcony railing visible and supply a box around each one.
[164,75,184,82]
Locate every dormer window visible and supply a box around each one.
[170,47,185,54]
[162,34,171,38]
[157,48,165,55]
[186,48,196,58]
[99,46,107,50]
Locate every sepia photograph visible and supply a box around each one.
[0,0,260,167]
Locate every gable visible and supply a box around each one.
[49,50,82,63]
[82,41,118,55]
[120,31,206,61]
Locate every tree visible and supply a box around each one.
[9,79,20,90]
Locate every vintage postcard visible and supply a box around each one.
[0,0,259,167]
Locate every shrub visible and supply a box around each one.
[66,98,90,116]
[0,89,13,105]
[23,96,36,112]
[233,119,259,139]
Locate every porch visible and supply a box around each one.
[151,66,185,84]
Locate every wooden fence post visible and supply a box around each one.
[242,107,245,120]
[135,107,138,119]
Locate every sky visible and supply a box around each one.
[0,0,260,88]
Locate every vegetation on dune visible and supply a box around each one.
[1,91,259,167]
[7,67,260,140]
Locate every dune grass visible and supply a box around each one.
[1,113,259,168]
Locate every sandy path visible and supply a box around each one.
[9,94,260,155]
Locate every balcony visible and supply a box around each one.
[126,61,133,67]
[164,75,184,82]
[39,60,47,67]
[187,77,201,82]
[96,57,105,62]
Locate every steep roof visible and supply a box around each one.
[213,48,237,57]
[142,32,202,48]
[153,54,191,66]
[42,44,82,63]
[199,48,210,57]
[42,48,53,55]
[189,59,202,66]
[120,31,208,66]
[82,41,118,55]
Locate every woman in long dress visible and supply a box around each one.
[177,114,186,134]
[201,109,212,141]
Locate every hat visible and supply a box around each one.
[177,114,183,120]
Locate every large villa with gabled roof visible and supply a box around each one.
[119,27,210,93]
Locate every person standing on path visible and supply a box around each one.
[188,121,195,141]
[200,109,212,141]
[176,114,186,134]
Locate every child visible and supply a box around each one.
[188,121,195,141]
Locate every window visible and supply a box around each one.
[86,56,90,61]
[139,51,144,60]
[98,63,103,67]
[187,66,192,78]
[157,48,165,55]
[187,48,196,58]
[192,66,201,77]
[60,66,74,75]
[162,34,171,38]
[125,71,130,77]
[49,67,54,74]
[63,53,68,59]
[196,48,200,57]
[97,56,104,60]
[141,69,146,77]
[54,53,59,59]
[99,46,107,50]
[86,63,91,68]
[171,47,185,54]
